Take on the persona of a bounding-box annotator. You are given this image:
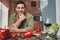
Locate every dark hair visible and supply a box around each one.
[16,0,26,7]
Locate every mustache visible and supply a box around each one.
[17,12,24,14]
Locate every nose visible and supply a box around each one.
[19,8,22,11]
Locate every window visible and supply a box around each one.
[31,1,36,7]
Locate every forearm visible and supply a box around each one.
[16,29,27,32]
[8,26,27,32]
[17,26,34,32]
[13,14,26,27]
[12,19,22,27]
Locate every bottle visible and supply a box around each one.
[40,12,43,21]
[40,12,43,30]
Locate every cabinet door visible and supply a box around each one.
[0,1,8,28]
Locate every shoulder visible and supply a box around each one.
[10,13,17,18]
[26,12,33,17]
[25,12,33,21]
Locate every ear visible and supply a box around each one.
[15,7,17,13]
[25,7,27,12]
[15,7,17,11]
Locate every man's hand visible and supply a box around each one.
[9,26,18,32]
[19,14,25,21]
[10,14,26,28]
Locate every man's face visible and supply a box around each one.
[15,4,25,14]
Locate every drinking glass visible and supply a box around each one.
[44,18,52,39]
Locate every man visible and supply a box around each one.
[9,0,34,32]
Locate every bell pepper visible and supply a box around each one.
[0,28,10,40]
[24,31,32,37]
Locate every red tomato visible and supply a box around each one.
[24,31,32,37]
[11,34,16,38]
[35,27,42,32]
[17,33,21,37]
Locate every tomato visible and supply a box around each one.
[11,33,17,38]
[24,31,32,37]
[17,33,21,37]
[0,34,4,40]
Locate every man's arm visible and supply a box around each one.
[16,15,34,32]
[9,14,26,32]
[9,13,25,27]
[11,14,25,27]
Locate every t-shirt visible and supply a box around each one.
[9,12,34,31]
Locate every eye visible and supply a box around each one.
[21,7,25,9]
[17,7,20,9]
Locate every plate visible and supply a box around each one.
[33,34,41,36]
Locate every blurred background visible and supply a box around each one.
[0,0,60,30]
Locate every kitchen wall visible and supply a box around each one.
[40,0,56,31]
[56,0,60,24]
[40,0,60,24]
[41,0,56,24]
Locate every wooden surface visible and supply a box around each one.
[6,36,42,40]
